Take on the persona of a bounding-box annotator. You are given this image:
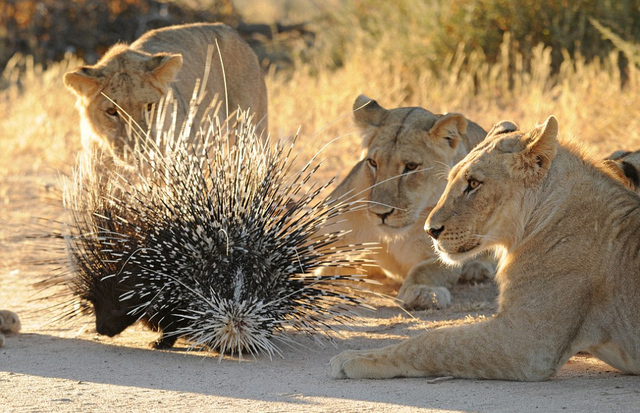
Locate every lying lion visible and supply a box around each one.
[64,23,268,158]
[326,95,494,310]
[331,116,640,381]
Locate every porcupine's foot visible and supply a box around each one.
[150,333,178,349]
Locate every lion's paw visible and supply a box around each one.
[459,260,495,283]
[330,350,357,379]
[0,310,21,334]
[397,285,452,311]
[330,349,386,379]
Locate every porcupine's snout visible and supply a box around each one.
[96,320,120,337]
[93,304,135,337]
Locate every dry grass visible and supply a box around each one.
[267,39,640,186]
[3,36,640,186]
[0,54,83,179]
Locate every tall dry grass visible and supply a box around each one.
[268,34,640,184]
[0,54,82,179]
[2,19,640,186]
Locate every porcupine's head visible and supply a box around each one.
[65,204,144,337]
[59,150,155,339]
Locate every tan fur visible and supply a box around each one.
[64,23,268,157]
[331,116,640,381]
[0,310,21,347]
[0,310,21,334]
[325,95,493,310]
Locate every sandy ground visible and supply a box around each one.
[1,170,640,413]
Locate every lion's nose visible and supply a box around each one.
[375,209,394,224]
[427,225,444,240]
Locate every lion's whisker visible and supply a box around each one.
[351,199,408,212]
[334,166,434,206]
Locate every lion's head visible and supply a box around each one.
[425,117,559,264]
[64,45,183,155]
[352,94,485,231]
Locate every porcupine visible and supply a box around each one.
[60,108,373,357]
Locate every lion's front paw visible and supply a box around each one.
[0,310,20,334]
[397,285,452,311]
[330,350,357,379]
[330,349,388,379]
[459,260,495,283]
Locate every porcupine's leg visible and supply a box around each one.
[150,333,178,349]
[330,313,578,381]
[144,317,180,349]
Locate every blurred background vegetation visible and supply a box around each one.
[3,0,640,179]
[2,0,640,78]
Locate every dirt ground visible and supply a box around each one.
[1,171,639,413]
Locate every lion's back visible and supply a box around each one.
[133,23,268,130]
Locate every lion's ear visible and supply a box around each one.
[512,116,558,184]
[353,94,387,147]
[63,67,102,98]
[429,113,467,149]
[487,120,518,138]
[148,53,183,91]
[603,159,639,190]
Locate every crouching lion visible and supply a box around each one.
[64,23,268,158]
[331,116,640,381]
[326,95,494,310]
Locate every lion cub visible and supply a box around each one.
[326,95,494,310]
[331,116,640,381]
[64,23,268,158]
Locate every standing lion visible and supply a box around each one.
[64,23,268,158]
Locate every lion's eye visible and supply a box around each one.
[367,158,378,168]
[403,162,419,174]
[465,178,481,194]
[146,103,154,111]
[106,107,118,117]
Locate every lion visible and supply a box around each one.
[331,116,640,381]
[64,22,268,158]
[326,95,494,310]
[603,149,640,194]
[0,310,21,348]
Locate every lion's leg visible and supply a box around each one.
[459,255,496,283]
[330,315,575,381]
[396,260,460,310]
